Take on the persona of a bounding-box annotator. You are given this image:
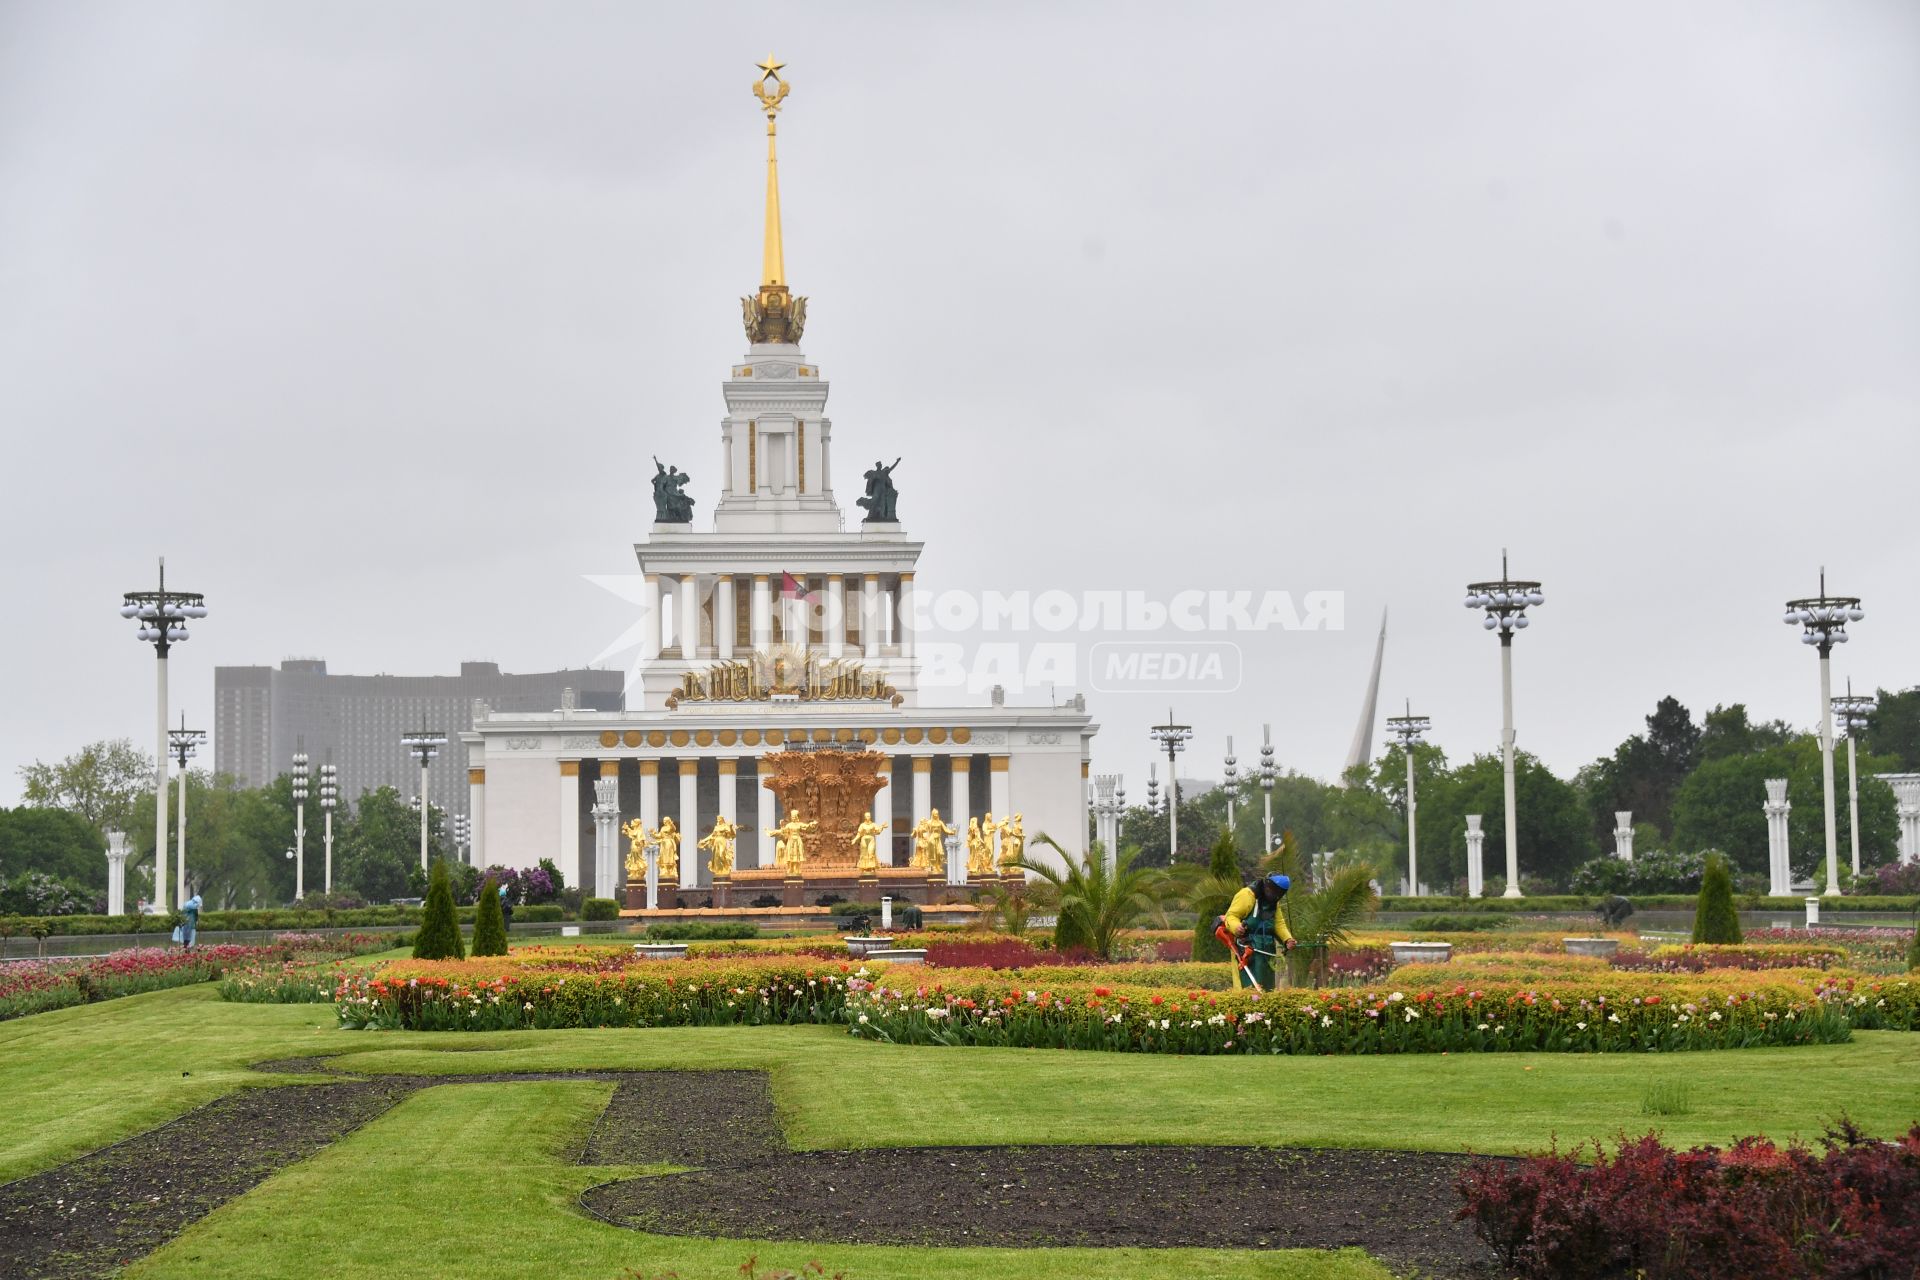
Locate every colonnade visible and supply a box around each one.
[638,571,915,663]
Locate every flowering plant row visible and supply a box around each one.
[335,955,858,1031]
[1634,942,1850,972]
[2,944,289,1022]
[845,971,1920,1056]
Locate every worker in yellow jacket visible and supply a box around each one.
[1221,873,1295,990]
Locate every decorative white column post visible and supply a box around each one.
[644,837,660,910]
[751,574,772,648]
[1888,776,1920,864]
[639,760,661,868]
[756,764,777,869]
[862,573,881,660]
[1613,811,1635,862]
[1465,815,1486,899]
[1845,733,1861,878]
[826,576,845,659]
[989,756,1011,836]
[1499,643,1522,897]
[153,654,170,915]
[1764,778,1793,896]
[948,756,970,884]
[641,574,662,661]
[105,830,129,917]
[717,575,736,660]
[558,762,581,882]
[898,572,916,662]
[1092,775,1120,868]
[176,755,192,905]
[1818,652,1840,896]
[592,776,620,899]
[911,755,932,835]
[718,758,740,861]
[678,761,699,890]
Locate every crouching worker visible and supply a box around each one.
[1219,873,1295,990]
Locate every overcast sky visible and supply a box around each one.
[3,2,1916,806]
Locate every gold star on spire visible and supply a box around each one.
[756,53,784,78]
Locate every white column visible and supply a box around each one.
[862,574,881,659]
[718,758,739,860]
[826,577,845,659]
[679,574,700,657]
[418,759,432,871]
[153,652,169,915]
[1845,735,1861,879]
[898,572,916,661]
[1613,810,1635,861]
[640,760,661,875]
[593,776,620,899]
[678,760,699,889]
[105,831,129,917]
[1499,639,1522,898]
[1765,777,1793,895]
[751,575,772,648]
[1465,815,1486,899]
[949,756,970,884]
[911,756,932,828]
[468,769,485,870]
[1819,652,1840,896]
[717,576,736,660]
[641,574,662,661]
[177,761,191,905]
[1092,775,1119,866]
[1404,747,1419,896]
[756,764,777,869]
[1892,776,1920,864]
[558,762,580,880]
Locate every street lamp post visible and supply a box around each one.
[1831,681,1875,883]
[453,813,472,865]
[1384,701,1432,896]
[1258,724,1278,854]
[1783,570,1865,896]
[166,714,205,905]
[401,724,448,871]
[1222,738,1239,833]
[291,748,309,902]
[120,557,208,915]
[1148,709,1193,863]
[1464,551,1544,899]
[319,762,338,895]
[1145,765,1160,818]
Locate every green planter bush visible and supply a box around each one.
[412,861,466,961]
[1692,853,1743,945]
[470,877,508,957]
[581,897,620,922]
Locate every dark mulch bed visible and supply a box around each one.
[1,1059,1506,1279]
[584,1143,1498,1277]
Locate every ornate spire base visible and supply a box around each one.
[742,283,807,344]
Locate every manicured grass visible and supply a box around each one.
[128,1080,1390,1280]
[5,984,1917,1194]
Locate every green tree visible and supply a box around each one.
[1865,687,1920,771]
[1697,703,1792,762]
[336,786,446,903]
[1359,741,1449,891]
[1416,751,1597,891]
[0,807,108,891]
[17,739,154,831]
[470,875,508,956]
[1014,836,1172,960]
[1672,736,1899,880]
[1578,696,1701,845]
[413,859,465,960]
[1691,851,1742,944]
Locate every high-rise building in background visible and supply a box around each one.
[215,660,625,809]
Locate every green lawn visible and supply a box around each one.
[4,985,1917,1279]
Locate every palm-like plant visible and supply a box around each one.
[1011,835,1173,960]
[1261,829,1379,984]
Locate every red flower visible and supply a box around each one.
[1150,995,1164,1006]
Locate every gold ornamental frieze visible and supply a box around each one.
[666,646,903,708]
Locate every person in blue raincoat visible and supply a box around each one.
[499,881,514,933]
[173,893,203,949]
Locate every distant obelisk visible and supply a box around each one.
[1343,608,1387,784]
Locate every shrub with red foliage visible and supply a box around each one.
[1456,1119,1920,1279]
[922,939,1097,969]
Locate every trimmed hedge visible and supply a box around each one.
[1693,853,1743,945]
[0,900,575,937]
[581,897,621,922]
[413,861,465,961]
[1376,894,1919,914]
[470,877,508,957]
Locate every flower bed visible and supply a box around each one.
[335,953,858,1030]
[1745,926,1915,972]
[1456,1121,1920,1279]
[1,945,284,1021]
[1633,942,1849,972]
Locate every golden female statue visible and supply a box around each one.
[911,809,955,875]
[997,812,1026,873]
[651,816,682,881]
[770,810,818,877]
[965,816,995,877]
[853,811,887,875]
[698,814,738,877]
[620,818,650,881]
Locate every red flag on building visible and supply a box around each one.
[780,572,810,600]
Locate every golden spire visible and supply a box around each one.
[754,53,787,287]
[743,54,806,344]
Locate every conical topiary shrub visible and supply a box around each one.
[1907,919,1919,973]
[1191,826,1242,963]
[413,859,465,960]
[1691,851,1742,945]
[471,875,508,957]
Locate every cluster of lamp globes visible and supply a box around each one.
[119,598,208,642]
[1462,586,1545,630]
[1784,602,1865,644]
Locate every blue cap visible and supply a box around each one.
[1267,873,1291,892]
